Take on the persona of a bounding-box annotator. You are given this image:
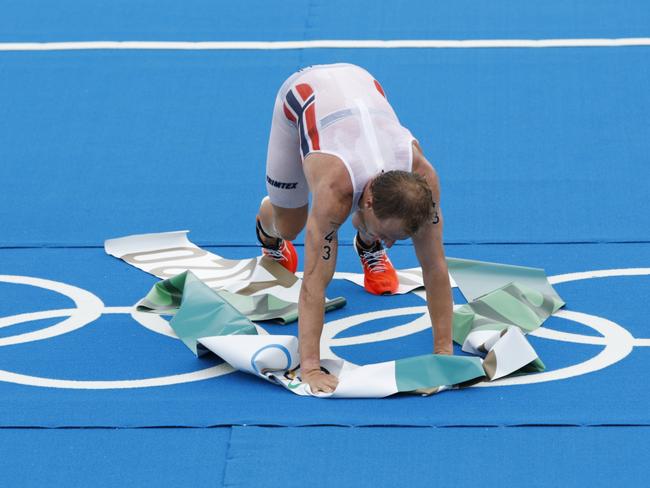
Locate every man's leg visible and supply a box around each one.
[257,86,309,273]
[255,198,306,273]
[257,197,308,244]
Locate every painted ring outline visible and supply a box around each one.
[0,276,232,388]
[0,268,646,389]
[0,275,104,347]
[321,268,647,387]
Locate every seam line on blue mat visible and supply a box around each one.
[2,425,650,430]
[221,426,235,488]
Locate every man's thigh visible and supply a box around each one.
[265,93,309,210]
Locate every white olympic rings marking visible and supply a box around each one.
[0,268,648,389]
[0,275,103,346]
[318,302,636,388]
[0,276,234,388]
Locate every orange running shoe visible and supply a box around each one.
[262,239,298,273]
[354,234,399,295]
[256,218,298,273]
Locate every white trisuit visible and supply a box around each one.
[265,63,415,211]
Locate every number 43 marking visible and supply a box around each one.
[322,231,335,260]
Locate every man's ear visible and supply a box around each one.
[364,184,374,209]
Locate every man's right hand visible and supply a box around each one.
[302,368,339,394]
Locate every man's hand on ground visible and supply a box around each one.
[302,368,339,394]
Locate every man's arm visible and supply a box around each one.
[411,144,453,355]
[299,154,352,392]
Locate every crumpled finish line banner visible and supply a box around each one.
[453,281,564,377]
[341,257,565,378]
[104,231,345,323]
[341,257,564,301]
[165,271,549,398]
[136,271,346,324]
[446,257,565,304]
[106,231,562,315]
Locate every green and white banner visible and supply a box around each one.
[452,274,564,377]
[106,231,566,398]
[165,271,491,397]
[149,270,561,398]
[446,257,565,304]
[105,231,346,323]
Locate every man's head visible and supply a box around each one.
[359,170,434,246]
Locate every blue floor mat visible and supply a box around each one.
[3,425,646,487]
[2,1,650,41]
[2,48,649,246]
[224,426,650,488]
[0,427,231,488]
[3,0,649,484]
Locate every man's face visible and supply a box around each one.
[361,210,409,248]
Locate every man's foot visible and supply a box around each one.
[256,218,298,273]
[262,239,298,273]
[354,233,399,295]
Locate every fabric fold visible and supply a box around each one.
[162,271,555,398]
